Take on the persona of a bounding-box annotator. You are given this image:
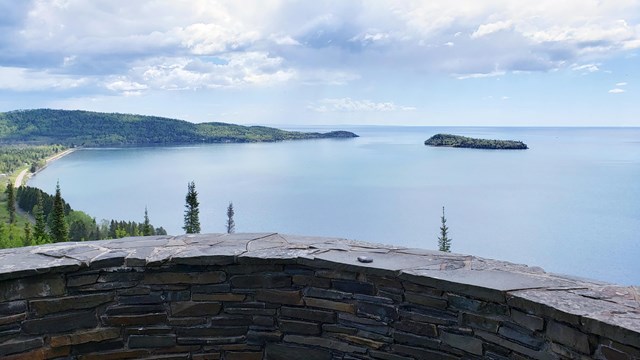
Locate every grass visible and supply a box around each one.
[0,192,31,248]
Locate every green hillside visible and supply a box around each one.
[0,109,357,146]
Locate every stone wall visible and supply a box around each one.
[0,233,638,359]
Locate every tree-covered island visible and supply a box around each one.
[424,134,528,150]
[0,109,358,146]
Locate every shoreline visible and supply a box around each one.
[14,148,78,187]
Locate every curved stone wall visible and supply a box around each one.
[0,233,638,359]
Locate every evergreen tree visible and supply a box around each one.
[226,202,235,234]
[33,191,49,244]
[438,206,452,252]
[183,181,200,234]
[0,222,6,248]
[50,181,69,242]
[8,224,16,247]
[23,222,32,246]
[142,207,153,236]
[5,182,15,224]
[109,220,117,238]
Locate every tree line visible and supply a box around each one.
[0,109,356,147]
[0,144,66,174]
[0,183,166,248]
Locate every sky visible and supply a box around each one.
[0,0,639,126]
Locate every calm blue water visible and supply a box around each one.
[29,127,640,285]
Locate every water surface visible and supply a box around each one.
[29,127,640,285]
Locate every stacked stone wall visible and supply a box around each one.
[0,233,638,359]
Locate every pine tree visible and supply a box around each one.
[33,191,49,244]
[50,181,69,242]
[0,222,6,248]
[142,206,153,236]
[183,181,201,234]
[438,206,452,252]
[23,222,32,246]
[5,182,15,224]
[226,202,235,234]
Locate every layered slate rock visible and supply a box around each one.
[0,233,638,359]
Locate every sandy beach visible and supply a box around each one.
[14,148,77,187]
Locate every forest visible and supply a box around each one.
[0,109,357,146]
[0,144,66,174]
[0,185,166,249]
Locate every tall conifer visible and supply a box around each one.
[33,191,48,244]
[142,207,153,236]
[23,222,32,246]
[226,202,235,234]
[183,181,200,234]
[50,181,69,242]
[438,206,452,252]
[5,182,15,224]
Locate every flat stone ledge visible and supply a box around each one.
[0,233,638,349]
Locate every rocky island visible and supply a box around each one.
[425,133,528,149]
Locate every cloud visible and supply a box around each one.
[608,88,625,94]
[1,1,640,96]
[456,70,506,80]
[308,98,416,112]
[471,21,514,39]
[350,31,391,45]
[105,78,148,96]
[616,82,628,86]
[269,34,301,46]
[173,23,260,55]
[0,66,91,91]
[128,52,295,90]
[571,63,600,73]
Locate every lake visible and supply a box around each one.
[29,126,640,285]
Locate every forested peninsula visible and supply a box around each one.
[425,134,528,150]
[0,109,358,146]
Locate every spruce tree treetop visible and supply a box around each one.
[142,206,153,236]
[5,181,15,224]
[50,181,69,243]
[438,206,452,253]
[183,181,201,234]
[226,202,235,234]
[33,191,49,244]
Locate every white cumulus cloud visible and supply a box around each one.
[609,88,625,94]
[471,20,514,39]
[105,79,148,96]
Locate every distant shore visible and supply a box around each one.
[14,148,77,187]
